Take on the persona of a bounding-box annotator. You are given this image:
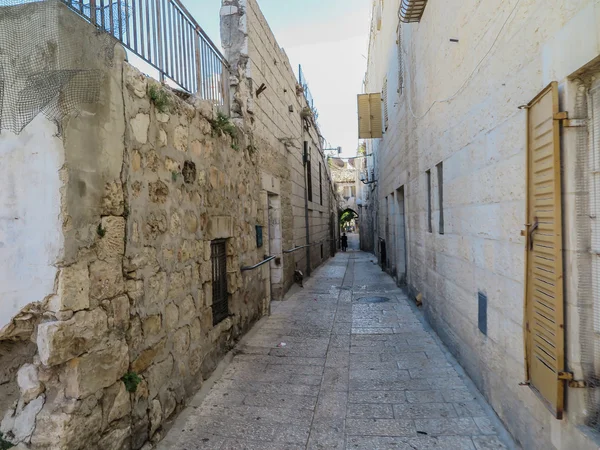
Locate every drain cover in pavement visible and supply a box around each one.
[356,296,390,303]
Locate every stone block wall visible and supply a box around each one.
[364,0,600,449]
[222,0,337,283]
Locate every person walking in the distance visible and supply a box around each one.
[341,233,348,252]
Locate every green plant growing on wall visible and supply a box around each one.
[357,142,366,155]
[340,210,355,227]
[148,85,171,113]
[0,432,14,450]
[97,223,106,238]
[300,106,312,119]
[210,113,236,139]
[210,112,238,150]
[121,372,142,393]
[171,171,179,182]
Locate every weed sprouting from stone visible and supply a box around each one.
[121,372,142,393]
[171,171,179,182]
[0,432,14,450]
[210,112,237,141]
[96,223,106,238]
[148,85,170,113]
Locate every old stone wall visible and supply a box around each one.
[0,1,337,448]
[222,0,337,283]
[364,0,600,449]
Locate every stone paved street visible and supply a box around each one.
[159,250,517,450]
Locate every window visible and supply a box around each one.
[351,186,356,197]
[426,170,432,233]
[307,159,313,202]
[591,81,600,332]
[383,78,389,130]
[319,162,323,205]
[357,93,383,139]
[211,239,228,325]
[437,162,444,234]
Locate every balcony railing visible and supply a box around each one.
[55,0,229,110]
[298,64,318,121]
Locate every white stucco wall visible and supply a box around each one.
[0,116,64,331]
[364,0,600,449]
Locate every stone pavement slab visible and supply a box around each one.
[158,251,517,450]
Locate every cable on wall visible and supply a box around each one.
[402,0,522,120]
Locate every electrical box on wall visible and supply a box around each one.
[478,291,487,336]
[256,225,263,248]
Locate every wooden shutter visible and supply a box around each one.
[397,23,404,95]
[383,78,389,130]
[357,93,383,139]
[524,81,565,419]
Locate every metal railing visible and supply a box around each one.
[298,64,318,121]
[283,245,309,254]
[61,0,230,109]
[283,240,335,254]
[241,255,276,272]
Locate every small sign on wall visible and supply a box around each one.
[256,225,263,248]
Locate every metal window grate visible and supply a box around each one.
[426,169,432,233]
[437,162,444,234]
[211,239,228,325]
[307,160,313,202]
[399,0,428,23]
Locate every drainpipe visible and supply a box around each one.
[303,140,311,276]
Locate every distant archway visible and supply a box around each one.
[339,208,359,231]
[339,208,359,221]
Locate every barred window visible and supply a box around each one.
[211,239,228,325]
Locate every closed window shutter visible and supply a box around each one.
[357,93,383,139]
[524,81,565,418]
[398,23,404,95]
[383,78,389,130]
[590,82,600,339]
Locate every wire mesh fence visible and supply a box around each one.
[0,0,117,133]
[0,0,230,134]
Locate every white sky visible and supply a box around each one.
[181,0,372,157]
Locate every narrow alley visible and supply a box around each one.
[158,249,516,450]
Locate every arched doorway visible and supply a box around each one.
[339,208,359,251]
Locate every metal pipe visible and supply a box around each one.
[303,140,311,276]
[241,256,276,272]
[283,245,309,254]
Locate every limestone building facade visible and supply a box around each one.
[360,0,600,449]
